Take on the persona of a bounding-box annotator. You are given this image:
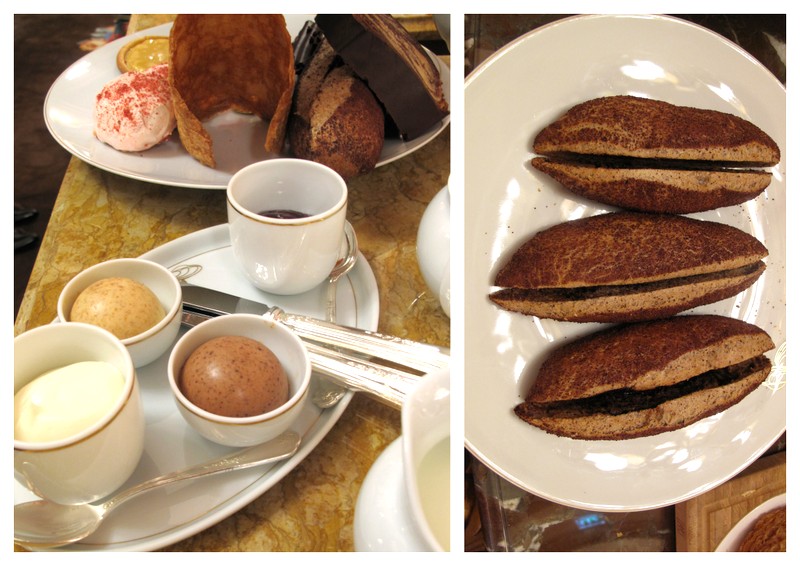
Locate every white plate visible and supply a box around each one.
[353,437,430,551]
[44,19,451,189]
[715,492,786,551]
[464,15,786,511]
[14,224,380,550]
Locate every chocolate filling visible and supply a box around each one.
[520,355,770,419]
[538,153,775,170]
[492,262,763,303]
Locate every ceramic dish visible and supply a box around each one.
[44,19,451,189]
[416,182,450,316]
[464,14,786,511]
[715,492,786,551]
[14,224,379,550]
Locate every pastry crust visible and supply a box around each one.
[168,15,295,168]
[534,96,780,165]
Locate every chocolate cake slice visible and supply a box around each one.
[315,14,449,140]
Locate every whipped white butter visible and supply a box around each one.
[15,361,125,443]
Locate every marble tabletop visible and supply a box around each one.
[14,14,450,552]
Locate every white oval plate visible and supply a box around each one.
[14,224,379,550]
[716,492,786,551]
[464,14,786,511]
[44,18,450,189]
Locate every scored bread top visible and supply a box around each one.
[533,96,780,166]
[527,315,775,403]
[494,212,768,289]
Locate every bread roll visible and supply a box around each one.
[515,315,775,440]
[288,38,384,180]
[490,212,768,323]
[531,96,780,213]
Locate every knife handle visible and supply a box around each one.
[266,307,450,375]
[305,344,422,409]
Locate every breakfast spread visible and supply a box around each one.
[531,96,780,213]
[93,63,176,152]
[70,277,165,339]
[178,336,289,418]
[738,506,786,551]
[14,361,125,443]
[490,211,768,323]
[514,315,774,440]
[116,35,170,72]
[91,14,448,179]
[168,14,295,168]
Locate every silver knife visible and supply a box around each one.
[180,284,449,408]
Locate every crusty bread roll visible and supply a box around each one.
[288,38,384,180]
[531,96,780,213]
[490,212,768,323]
[514,315,774,440]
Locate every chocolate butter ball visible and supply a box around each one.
[179,336,289,418]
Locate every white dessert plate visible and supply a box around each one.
[14,224,380,551]
[353,437,430,551]
[715,492,786,551]
[465,15,786,511]
[44,18,450,189]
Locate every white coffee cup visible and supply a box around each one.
[227,159,348,295]
[14,322,145,505]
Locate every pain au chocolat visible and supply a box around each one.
[531,96,780,213]
[514,315,774,440]
[489,211,767,323]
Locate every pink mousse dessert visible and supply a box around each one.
[93,63,176,151]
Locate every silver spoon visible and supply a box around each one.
[325,221,358,323]
[312,222,359,408]
[14,430,301,550]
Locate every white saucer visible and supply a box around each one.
[353,437,430,551]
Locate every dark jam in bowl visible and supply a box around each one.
[258,209,310,219]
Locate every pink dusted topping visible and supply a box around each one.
[93,63,176,152]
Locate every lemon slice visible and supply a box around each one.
[116,36,170,73]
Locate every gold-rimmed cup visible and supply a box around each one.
[167,313,311,447]
[13,322,145,505]
[226,158,348,295]
[57,258,182,367]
